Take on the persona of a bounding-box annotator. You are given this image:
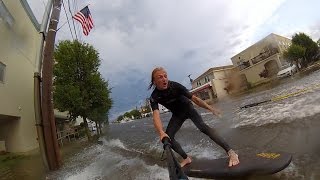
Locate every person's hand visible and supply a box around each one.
[212,108,222,118]
[160,131,169,141]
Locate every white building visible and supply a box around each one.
[0,0,42,152]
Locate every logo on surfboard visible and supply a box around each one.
[257,153,281,159]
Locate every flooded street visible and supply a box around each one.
[43,69,320,180]
[48,70,320,179]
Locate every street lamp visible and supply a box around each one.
[187,74,193,84]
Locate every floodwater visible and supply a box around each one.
[47,69,320,180]
[0,150,45,180]
[3,69,320,180]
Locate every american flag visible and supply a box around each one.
[73,6,94,36]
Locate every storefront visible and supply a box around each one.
[190,82,216,104]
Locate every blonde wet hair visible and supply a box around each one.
[148,67,167,90]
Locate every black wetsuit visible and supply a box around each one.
[150,81,231,159]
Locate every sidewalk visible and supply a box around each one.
[300,61,320,73]
[0,137,91,180]
[0,150,45,180]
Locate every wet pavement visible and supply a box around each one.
[0,150,45,180]
[1,69,320,180]
[47,69,320,180]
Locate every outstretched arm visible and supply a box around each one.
[191,95,221,116]
[152,110,169,140]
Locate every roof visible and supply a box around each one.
[231,33,291,59]
[190,82,211,93]
[193,65,234,82]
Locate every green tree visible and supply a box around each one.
[291,33,318,64]
[129,109,142,119]
[88,77,112,136]
[283,44,306,67]
[89,108,107,136]
[53,40,112,141]
[88,96,111,135]
[117,115,123,122]
[123,112,131,119]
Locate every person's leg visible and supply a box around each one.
[166,115,192,167]
[188,108,230,152]
[166,115,187,158]
[188,108,239,166]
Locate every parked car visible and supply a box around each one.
[277,64,297,78]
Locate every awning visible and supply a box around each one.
[190,82,212,94]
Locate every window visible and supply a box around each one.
[199,91,210,100]
[196,90,210,100]
[0,62,5,83]
[238,60,251,70]
[204,76,211,83]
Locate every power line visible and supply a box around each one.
[42,0,46,7]
[67,0,78,40]
[61,0,74,40]
[73,0,82,41]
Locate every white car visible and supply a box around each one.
[277,64,297,78]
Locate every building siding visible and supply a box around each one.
[0,0,41,152]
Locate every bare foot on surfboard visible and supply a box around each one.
[228,149,240,167]
[180,156,192,167]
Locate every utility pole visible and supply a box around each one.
[41,0,62,170]
[34,0,53,170]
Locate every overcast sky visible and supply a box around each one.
[27,0,320,120]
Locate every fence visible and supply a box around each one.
[56,127,81,146]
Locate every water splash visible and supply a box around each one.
[235,88,320,128]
